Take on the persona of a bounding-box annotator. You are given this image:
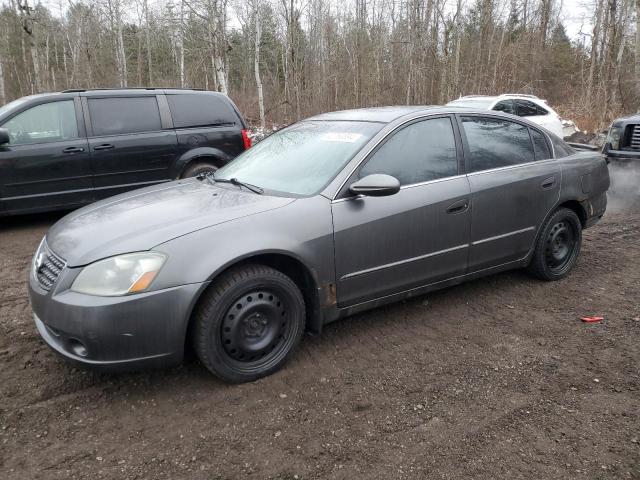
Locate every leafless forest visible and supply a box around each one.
[0,0,639,130]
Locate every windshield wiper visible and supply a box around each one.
[208,174,264,195]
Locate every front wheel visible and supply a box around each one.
[193,264,306,383]
[527,208,582,281]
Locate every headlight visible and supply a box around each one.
[607,126,621,150]
[71,252,166,296]
[32,236,46,275]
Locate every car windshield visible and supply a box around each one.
[446,98,494,110]
[214,120,383,196]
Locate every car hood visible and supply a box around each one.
[47,180,295,267]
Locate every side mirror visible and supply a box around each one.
[0,128,9,145]
[349,174,400,197]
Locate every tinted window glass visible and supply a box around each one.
[360,118,458,185]
[516,99,546,117]
[461,117,535,172]
[550,135,574,158]
[2,100,78,145]
[536,104,549,115]
[531,129,551,160]
[167,94,238,128]
[89,97,161,136]
[493,100,515,115]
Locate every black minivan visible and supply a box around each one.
[0,88,251,216]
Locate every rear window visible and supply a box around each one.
[516,100,549,117]
[531,128,552,160]
[461,116,535,172]
[89,97,161,136]
[167,94,239,128]
[550,135,575,158]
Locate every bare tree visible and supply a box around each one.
[253,0,265,129]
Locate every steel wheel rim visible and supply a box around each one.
[544,220,576,273]
[220,289,291,365]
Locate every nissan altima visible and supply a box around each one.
[28,106,609,383]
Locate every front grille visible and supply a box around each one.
[628,124,640,150]
[35,241,66,291]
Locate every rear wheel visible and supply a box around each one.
[193,264,305,383]
[181,161,218,179]
[527,208,582,281]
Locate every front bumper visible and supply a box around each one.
[28,272,205,372]
[603,146,640,163]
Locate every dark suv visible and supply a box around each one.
[603,114,640,162]
[0,88,251,216]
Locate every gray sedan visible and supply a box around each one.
[28,106,609,382]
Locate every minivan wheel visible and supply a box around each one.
[193,264,305,383]
[181,161,218,179]
[527,208,582,281]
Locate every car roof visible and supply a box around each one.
[449,94,547,104]
[4,88,226,99]
[307,106,460,123]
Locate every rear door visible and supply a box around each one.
[332,116,471,306]
[0,98,93,213]
[458,114,560,272]
[83,95,177,199]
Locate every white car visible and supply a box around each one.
[446,94,565,138]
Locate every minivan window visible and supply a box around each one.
[89,97,161,136]
[1,100,78,145]
[462,116,535,172]
[531,128,552,160]
[360,117,458,185]
[215,121,382,196]
[167,94,238,128]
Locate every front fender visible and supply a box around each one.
[150,196,335,291]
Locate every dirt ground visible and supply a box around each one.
[1,167,639,479]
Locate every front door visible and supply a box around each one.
[84,95,177,199]
[0,99,93,214]
[332,116,471,307]
[458,115,561,272]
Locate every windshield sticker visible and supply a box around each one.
[322,132,363,143]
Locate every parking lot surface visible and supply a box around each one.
[1,173,639,479]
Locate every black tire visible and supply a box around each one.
[181,161,218,179]
[193,264,305,383]
[527,207,582,281]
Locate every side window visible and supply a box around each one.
[535,104,549,115]
[2,101,78,145]
[461,116,535,172]
[515,100,540,117]
[359,117,458,186]
[493,100,515,115]
[530,128,552,160]
[550,135,575,158]
[88,97,161,136]
[167,94,238,128]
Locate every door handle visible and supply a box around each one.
[541,176,556,189]
[62,146,84,153]
[93,144,114,151]
[446,199,469,214]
